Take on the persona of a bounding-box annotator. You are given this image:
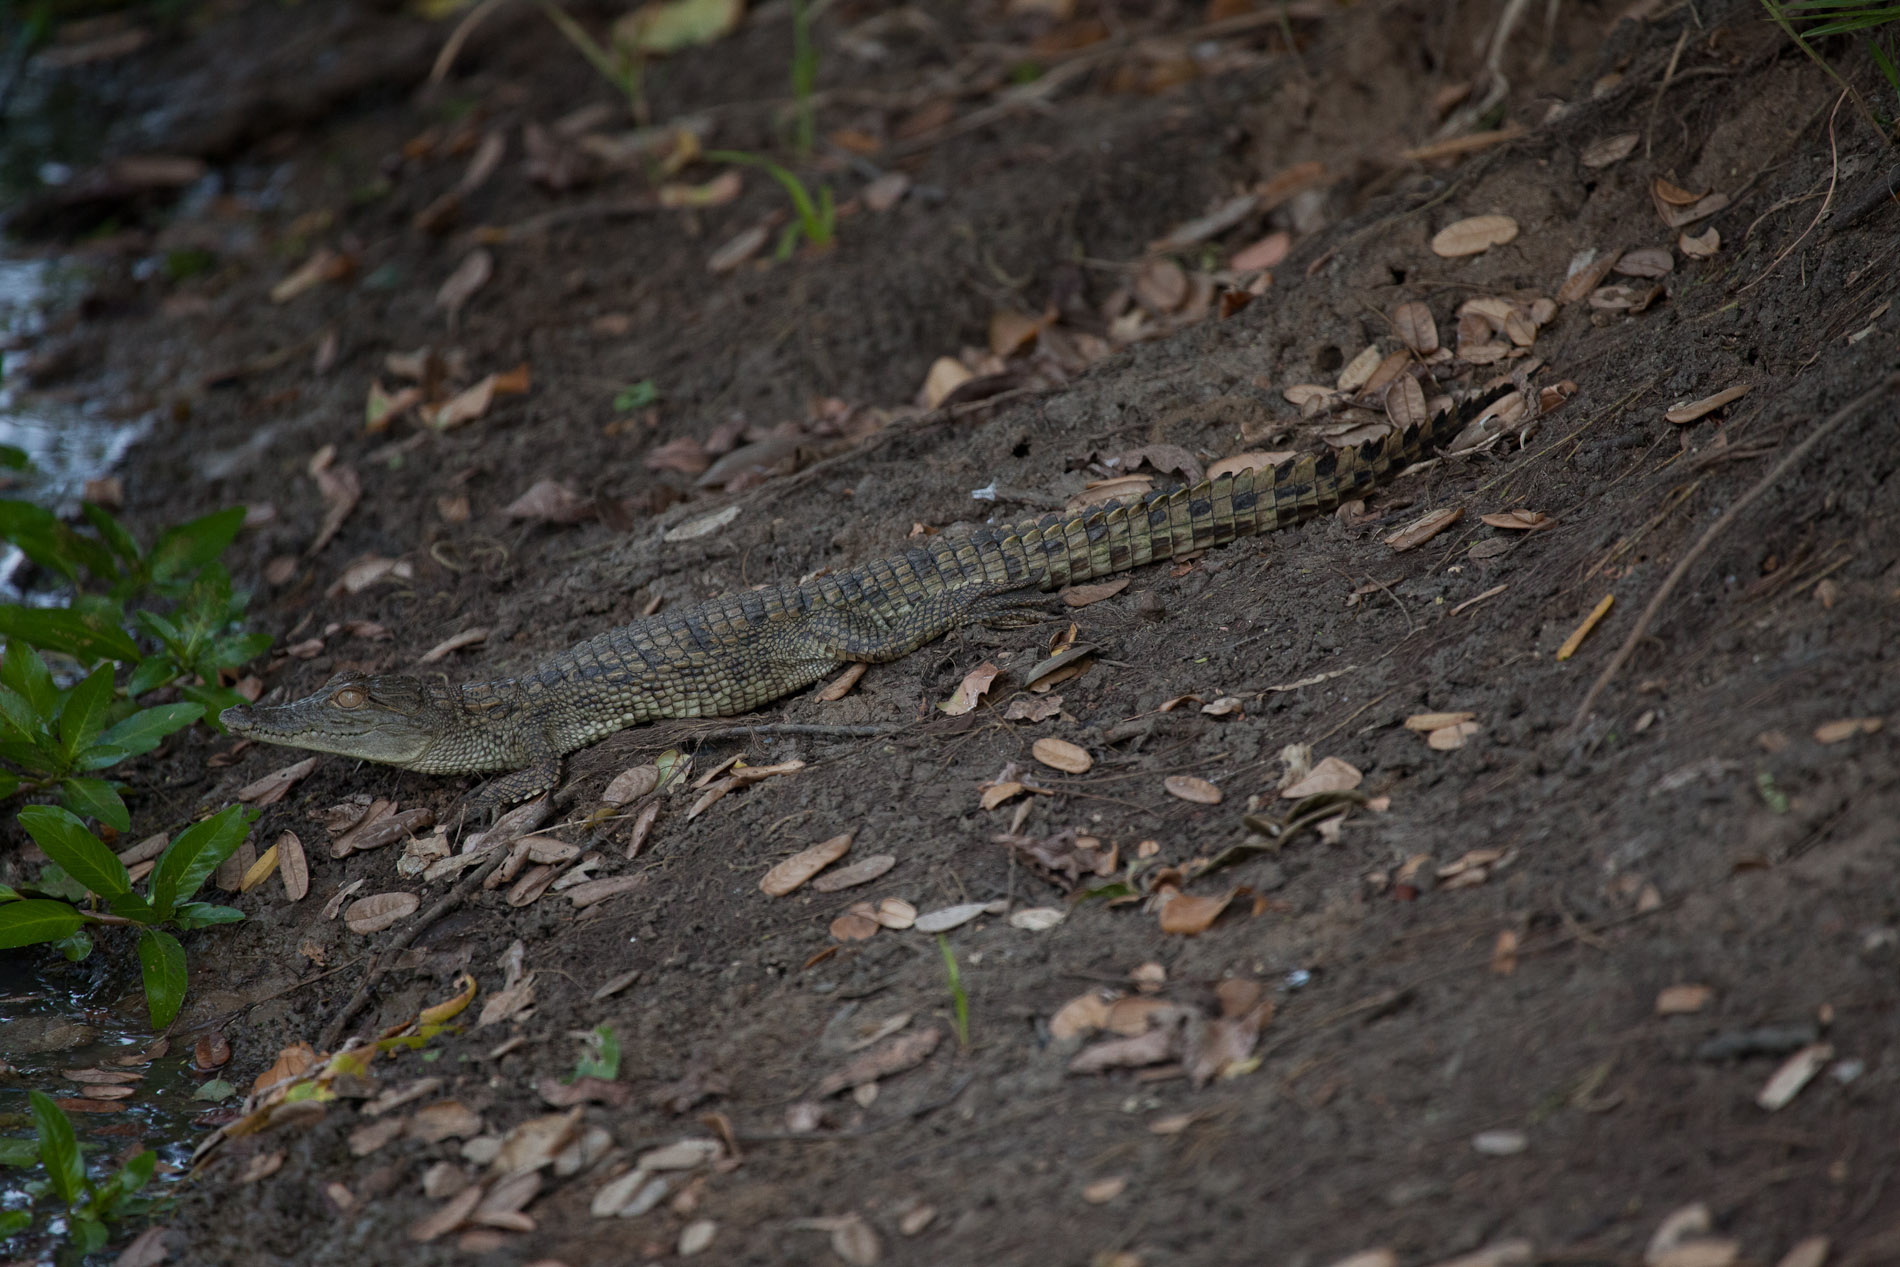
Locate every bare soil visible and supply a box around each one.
[4,1,1900,1264]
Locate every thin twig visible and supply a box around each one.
[1739,90,1847,295]
[1570,372,1899,729]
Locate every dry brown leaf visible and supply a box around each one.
[1163,774,1222,804]
[1580,132,1640,168]
[1776,1238,1830,1267]
[1049,991,1114,1040]
[644,436,710,475]
[707,223,770,274]
[1679,227,1721,259]
[410,1186,483,1243]
[1664,384,1753,424]
[1814,717,1882,744]
[1655,188,1730,229]
[1557,249,1617,304]
[1337,345,1384,392]
[988,309,1044,358]
[1392,301,1438,354]
[1405,711,1475,731]
[1757,1043,1832,1111]
[503,479,593,524]
[1480,510,1555,531]
[271,249,349,304]
[1364,348,1412,395]
[345,892,419,934]
[436,248,493,320]
[278,830,309,902]
[657,170,742,208]
[761,832,855,897]
[1149,192,1259,253]
[815,1028,941,1096]
[1133,258,1189,312]
[1229,230,1290,272]
[863,171,910,212]
[423,375,496,431]
[239,843,279,893]
[913,902,990,933]
[1615,246,1675,278]
[1431,214,1519,258]
[1068,1007,1190,1074]
[237,757,318,806]
[1384,506,1463,551]
[1655,984,1713,1015]
[1158,886,1235,935]
[1062,578,1130,608]
[1082,1177,1128,1204]
[1031,738,1092,775]
[1281,756,1362,798]
[830,910,880,941]
[1282,383,1336,410]
[940,662,1000,716]
[922,357,973,409]
[871,897,916,929]
[418,627,488,664]
[810,854,896,892]
[1385,376,1429,428]
[1427,721,1482,750]
[979,780,1026,810]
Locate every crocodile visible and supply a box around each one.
[221,386,1513,805]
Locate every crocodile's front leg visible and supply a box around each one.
[465,726,563,815]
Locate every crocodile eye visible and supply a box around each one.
[332,686,367,709]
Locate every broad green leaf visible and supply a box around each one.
[57,666,115,760]
[58,776,129,832]
[0,499,80,583]
[208,630,273,669]
[0,1209,27,1236]
[0,899,84,948]
[93,701,203,760]
[0,771,20,801]
[148,507,245,585]
[0,736,56,774]
[172,901,245,929]
[137,927,189,1029]
[18,804,129,897]
[150,804,253,916]
[0,882,18,901]
[0,445,27,470]
[134,608,186,658]
[101,1147,156,1207]
[79,502,142,567]
[0,683,48,746]
[107,890,155,923]
[124,651,181,699]
[71,1216,108,1254]
[0,606,140,665]
[32,862,89,903]
[1,639,57,716]
[26,1090,83,1206]
[0,1138,37,1167]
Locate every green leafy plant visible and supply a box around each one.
[705,150,836,257]
[0,1091,157,1252]
[1760,0,1900,129]
[613,379,662,411]
[937,934,969,1049]
[0,500,269,825]
[789,0,819,158]
[0,804,254,1028]
[568,1024,621,1082]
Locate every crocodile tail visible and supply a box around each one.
[1023,384,1518,588]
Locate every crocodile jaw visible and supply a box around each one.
[220,675,444,769]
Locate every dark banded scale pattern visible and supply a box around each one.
[222,387,1511,804]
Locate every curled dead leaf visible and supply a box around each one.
[1157,886,1235,935]
[345,892,419,935]
[1384,506,1463,551]
[940,662,1000,716]
[1479,510,1555,531]
[1163,775,1221,804]
[1664,384,1752,424]
[1281,756,1362,798]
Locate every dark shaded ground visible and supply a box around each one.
[3,0,1899,1264]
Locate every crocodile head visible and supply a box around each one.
[220,675,458,769]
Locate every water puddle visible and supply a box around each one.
[0,257,152,599]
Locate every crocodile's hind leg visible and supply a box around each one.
[802,581,1058,664]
